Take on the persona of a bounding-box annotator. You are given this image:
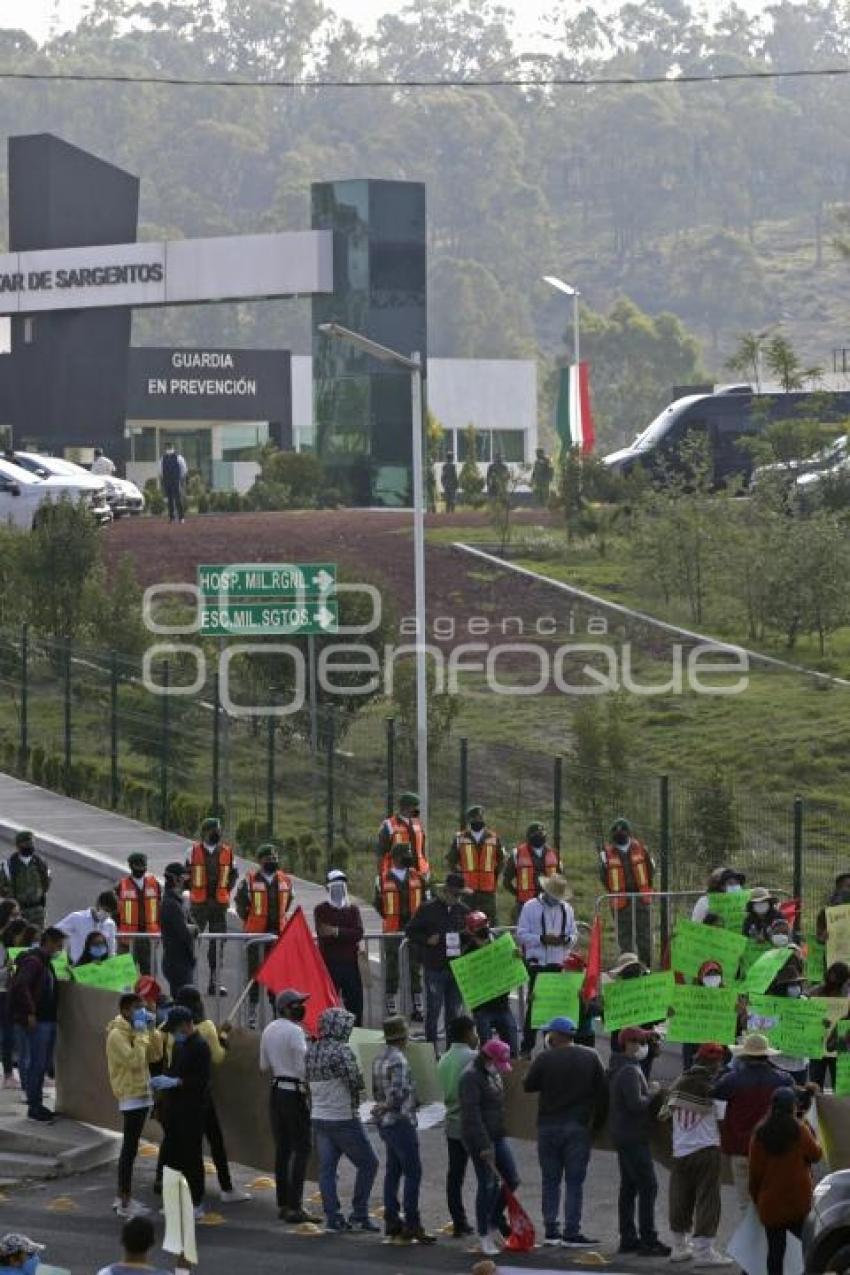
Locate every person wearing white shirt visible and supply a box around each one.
[691,867,746,923]
[91,448,116,476]
[517,875,577,1055]
[55,891,119,965]
[259,988,320,1226]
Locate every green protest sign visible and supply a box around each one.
[805,937,826,985]
[70,953,139,993]
[739,941,770,979]
[743,949,794,995]
[602,972,674,1033]
[671,919,747,981]
[7,947,71,981]
[836,1053,850,1097]
[450,933,528,1010]
[748,995,828,1059]
[706,890,751,930]
[666,985,738,1046]
[530,972,585,1029]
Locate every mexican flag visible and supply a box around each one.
[555,362,595,454]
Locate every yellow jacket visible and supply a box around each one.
[105,1014,164,1102]
[163,1018,226,1068]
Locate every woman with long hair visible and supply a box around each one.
[748,1088,822,1275]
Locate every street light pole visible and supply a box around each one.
[572,290,581,370]
[317,322,429,829]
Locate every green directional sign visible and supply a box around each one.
[198,563,337,598]
[200,599,339,636]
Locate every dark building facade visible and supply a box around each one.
[312,179,427,507]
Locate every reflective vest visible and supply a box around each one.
[456,832,500,893]
[381,815,431,876]
[243,871,292,934]
[603,840,654,909]
[189,842,234,906]
[117,875,161,934]
[514,843,560,904]
[381,869,424,933]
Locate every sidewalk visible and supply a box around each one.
[0,1081,119,1185]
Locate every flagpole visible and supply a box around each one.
[225,977,258,1025]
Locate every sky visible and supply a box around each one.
[7,0,767,47]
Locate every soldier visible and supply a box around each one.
[377,792,430,879]
[441,451,458,514]
[531,447,554,507]
[447,805,504,924]
[486,450,509,500]
[185,817,237,998]
[0,831,51,928]
[599,817,656,967]
[235,845,293,1030]
[374,842,426,1023]
[503,822,561,922]
[116,853,162,976]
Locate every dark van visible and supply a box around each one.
[602,388,850,486]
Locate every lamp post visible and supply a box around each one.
[543,275,581,368]
[317,322,429,828]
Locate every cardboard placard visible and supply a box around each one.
[450,932,528,1010]
[671,919,747,981]
[529,972,584,1029]
[666,985,739,1046]
[602,971,674,1032]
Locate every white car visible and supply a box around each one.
[101,474,145,517]
[0,456,110,530]
[12,451,113,525]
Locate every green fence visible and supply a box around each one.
[0,625,845,916]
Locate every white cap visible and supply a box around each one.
[326,869,348,884]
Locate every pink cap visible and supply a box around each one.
[481,1038,512,1073]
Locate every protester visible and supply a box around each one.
[75,930,114,967]
[160,863,196,997]
[816,872,850,945]
[235,844,293,1028]
[748,1088,822,1275]
[503,822,560,921]
[186,817,237,997]
[517,875,577,1055]
[375,841,426,1021]
[692,868,746,923]
[741,888,782,942]
[157,1004,211,1218]
[447,805,504,924]
[608,1026,670,1257]
[371,1015,435,1244]
[259,988,319,1225]
[461,912,519,1055]
[441,451,458,513]
[95,1216,173,1275]
[160,443,187,523]
[56,891,118,965]
[0,833,51,927]
[116,853,161,976]
[663,1042,732,1267]
[0,1234,44,1275]
[679,961,726,1071]
[106,991,163,1218]
[712,1032,796,1217]
[606,953,662,1079]
[406,871,470,1050]
[523,1016,607,1247]
[135,976,171,1030]
[810,960,850,1090]
[8,926,65,1122]
[0,902,22,1090]
[750,965,809,1083]
[305,1006,379,1233]
[378,792,430,878]
[459,1037,519,1256]
[314,869,365,1026]
[599,818,656,966]
[437,1014,478,1237]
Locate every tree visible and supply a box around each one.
[458,426,485,507]
[488,465,528,555]
[763,333,822,393]
[726,331,766,391]
[16,501,101,644]
[683,767,741,870]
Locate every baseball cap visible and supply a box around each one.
[326,869,348,884]
[541,1016,577,1035]
[695,1043,726,1064]
[135,976,162,1003]
[276,988,309,1012]
[0,1235,45,1260]
[619,1026,651,1046]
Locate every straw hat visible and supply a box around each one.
[608,951,647,978]
[748,887,776,904]
[540,874,572,902]
[732,1032,780,1058]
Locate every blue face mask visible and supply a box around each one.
[131,1010,148,1031]
[90,945,108,959]
[172,1030,188,1044]
[20,1256,39,1275]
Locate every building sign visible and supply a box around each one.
[127,348,291,422]
[0,231,332,315]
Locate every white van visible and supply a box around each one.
[0,456,110,530]
[11,452,112,525]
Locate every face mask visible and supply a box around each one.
[725,883,743,893]
[328,883,347,908]
[614,832,629,847]
[260,862,277,876]
[633,1044,649,1062]
[398,854,414,869]
[90,944,108,959]
[786,984,803,998]
[132,873,145,884]
[131,1009,148,1031]
[204,831,221,847]
[753,902,770,916]
[172,1030,189,1044]
[529,833,545,848]
[702,974,722,989]
[479,928,491,942]
[771,933,790,948]
[288,1004,306,1023]
[18,849,33,860]
[20,1256,39,1275]
[470,820,485,832]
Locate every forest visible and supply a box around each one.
[1,0,850,446]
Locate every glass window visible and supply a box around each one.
[129,426,158,462]
[457,429,491,462]
[492,430,525,462]
[220,423,268,462]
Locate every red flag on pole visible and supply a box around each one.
[582,914,603,1004]
[255,906,340,1036]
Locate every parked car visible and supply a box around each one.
[12,451,113,525]
[0,456,109,530]
[803,1169,850,1272]
[101,473,145,517]
[751,433,848,489]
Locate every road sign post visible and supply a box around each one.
[197,563,338,637]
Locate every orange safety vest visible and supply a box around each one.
[117,875,161,934]
[456,832,500,893]
[243,870,292,934]
[514,843,560,904]
[383,815,431,876]
[189,842,234,906]
[381,869,424,934]
[603,840,654,909]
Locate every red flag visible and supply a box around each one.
[582,914,603,1003]
[255,906,340,1036]
[779,898,800,930]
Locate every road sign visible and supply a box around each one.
[200,599,339,636]
[198,563,336,598]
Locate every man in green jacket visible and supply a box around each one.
[0,832,51,927]
[436,1015,478,1237]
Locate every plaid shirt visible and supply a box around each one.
[372,1044,417,1127]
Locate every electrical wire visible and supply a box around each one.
[0,64,848,90]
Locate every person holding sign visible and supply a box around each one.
[750,964,811,1082]
[809,961,850,1090]
[75,931,113,967]
[692,867,746,924]
[461,912,519,1056]
[815,872,850,945]
[742,888,782,943]
[599,818,656,967]
[106,991,163,1218]
[517,875,577,1057]
[608,1026,670,1257]
[56,891,118,966]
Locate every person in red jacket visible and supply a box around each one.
[314,869,365,1026]
[749,1088,822,1275]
